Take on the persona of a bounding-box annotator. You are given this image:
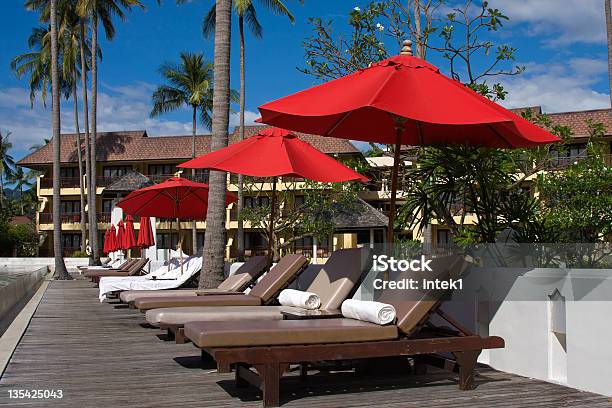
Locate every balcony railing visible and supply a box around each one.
[39,212,111,224]
[40,173,210,189]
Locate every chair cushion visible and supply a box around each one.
[134,294,262,311]
[146,305,294,326]
[184,318,398,348]
[120,289,198,303]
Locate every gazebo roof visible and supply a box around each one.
[333,197,388,230]
[104,170,154,193]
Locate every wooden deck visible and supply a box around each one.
[1,276,610,407]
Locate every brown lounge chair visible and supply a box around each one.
[149,248,370,343]
[84,258,149,283]
[81,258,134,274]
[184,255,505,407]
[132,254,308,312]
[120,256,269,305]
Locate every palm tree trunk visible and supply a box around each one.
[50,0,70,279]
[199,0,232,288]
[0,175,4,210]
[20,185,24,215]
[606,0,612,107]
[191,105,198,255]
[89,13,100,265]
[80,20,94,264]
[236,16,245,262]
[73,78,87,252]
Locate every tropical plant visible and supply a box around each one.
[202,0,295,261]
[150,52,214,255]
[76,0,145,264]
[8,167,36,215]
[49,0,71,278]
[199,0,233,288]
[0,131,16,210]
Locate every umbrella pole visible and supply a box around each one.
[266,176,278,265]
[387,119,406,244]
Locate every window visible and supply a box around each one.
[60,200,80,213]
[244,232,267,249]
[148,164,177,176]
[61,234,81,250]
[60,167,79,178]
[156,233,179,249]
[196,233,205,251]
[103,165,132,178]
[102,199,114,214]
[294,195,305,208]
[244,196,270,209]
[436,229,453,248]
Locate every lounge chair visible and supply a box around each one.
[77,257,121,271]
[81,258,134,274]
[132,254,308,312]
[148,248,370,343]
[98,256,202,302]
[119,256,268,305]
[84,258,149,283]
[183,255,505,407]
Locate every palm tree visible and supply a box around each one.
[606,0,612,106]
[8,167,36,215]
[199,0,233,288]
[150,52,214,255]
[202,0,294,261]
[50,0,71,279]
[76,0,144,265]
[0,131,16,210]
[30,138,51,151]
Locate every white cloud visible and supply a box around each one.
[498,58,610,112]
[491,0,606,46]
[0,81,259,161]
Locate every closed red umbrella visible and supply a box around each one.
[123,215,137,250]
[103,228,111,255]
[116,220,126,251]
[108,225,118,253]
[258,40,561,241]
[137,216,155,249]
[180,127,369,261]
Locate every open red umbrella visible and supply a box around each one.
[116,220,126,251]
[180,127,368,261]
[258,40,560,242]
[123,215,137,250]
[117,177,237,271]
[137,216,155,249]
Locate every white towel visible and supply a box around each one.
[278,289,321,310]
[341,299,396,325]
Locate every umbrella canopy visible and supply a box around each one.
[107,225,118,253]
[123,215,137,250]
[179,127,368,262]
[116,221,127,251]
[137,216,155,249]
[116,177,237,219]
[180,127,369,183]
[258,41,560,242]
[103,229,111,255]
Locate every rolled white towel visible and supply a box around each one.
[341,299,396,325]
[278,289,321,310]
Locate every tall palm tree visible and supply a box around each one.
[606,0,612,106]
[0,131,16,210]
[50,0,71,279]
[77,0,144,264]
[202,0,294,261]
[199,0,233,288]
[8,167,36,215]
[150,52,214,255]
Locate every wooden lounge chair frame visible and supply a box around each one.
[199,302,504,407]
[161,259,309,344]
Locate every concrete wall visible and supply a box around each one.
[0,257,89,272]
[0,267,48,335]
[442,267,612,397]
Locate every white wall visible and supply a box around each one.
[443,267,612,397]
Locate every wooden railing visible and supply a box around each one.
[39,212,111,224]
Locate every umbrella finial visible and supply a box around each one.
[400,40,413,56]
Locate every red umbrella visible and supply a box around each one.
[107,225,118,253]
[137,216,155,249]
[123,215,137,250]
[258,40,561,242]
[180,127,369,261]
[116,220,126,251]
[117,177,237,271]
[103,228,111,255]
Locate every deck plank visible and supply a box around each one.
[0,276,609,407]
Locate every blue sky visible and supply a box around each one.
[1,0,610,162]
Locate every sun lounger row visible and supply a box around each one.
[95,249,504,407]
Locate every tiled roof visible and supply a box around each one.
[104,170,154,192]
[510,106,612,138]
[18,126,360,167]
[332,197,388,230]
